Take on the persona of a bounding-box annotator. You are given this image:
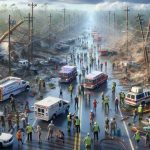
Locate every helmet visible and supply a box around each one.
[87,132,90,136]
[94,122,97,125]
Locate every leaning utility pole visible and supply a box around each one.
[28,2,37,61]
[48,13,52,47]
[137,14,149,79]
[124,6,130,57]
[63,8,66,27]
[8,15,11,76]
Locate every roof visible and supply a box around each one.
[0,76,21,87]
[34,96,62,107]
[85,71,104,80]
[60,65,76,74]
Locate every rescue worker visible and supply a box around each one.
[112,82,116,93]
[26,123,33,141]
[84,133,92,150]
[16,129,23,145]
[36,125,42,143]
[104,96,109,112]
[93,99,98,112]
[101,92,104,101]
[74,95,79,110]
[10,95,16,112]
[68,84,73,99]
[115,97,119,113]
[15,111,20,129]
[89,110,94,126]
[47,120,55,140]
[133,108,138,123]
[93,122,100,141]
[138,104,143,121]
[67,113,72,132]
[75,116,80,133]
[134,130,141,144]
[105,117,109,136]
[119,92,125,107]
[110,118,117,136]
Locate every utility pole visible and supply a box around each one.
[28,2,37,61]
[28,13,31,68]
[63,8,66,27]
[114,12,116,36]
[108,11,111,34]
[8,15,11,76]
[137,14,149,79]
[48,13,52,47]
[124,6,130,57]
[68,14,71,31]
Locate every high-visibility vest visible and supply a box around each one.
[75,118,80,126]
[104,97,109,104]
[135,132,141,141]
[16,131,22,139]
[67,115,71,122]
[138,106,142,113]
[84,136,92,146]
[93,124,100,132]
[26,125,32,133]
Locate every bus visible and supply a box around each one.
[59,65,77,83]
[83,71,108,89]
[0,76,30,101]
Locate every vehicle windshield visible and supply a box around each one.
[136,93,144,100]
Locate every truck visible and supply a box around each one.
[0,76,30,101]
[34,96,70,121]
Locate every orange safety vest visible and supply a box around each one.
[16,131,22,140]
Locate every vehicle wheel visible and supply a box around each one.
[52,114,56,120]
[0,143,2,148]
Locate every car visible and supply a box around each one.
[0,132,14,148]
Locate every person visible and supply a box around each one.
[100,63,103,71]
[89,110,94,126]
[78,85,81,96]
[119,92,125,107]
[15,111,20,129]
[79,73,81,82]
[26,123,33,141]
[133,108,138,123]
[93,99,98,112]
[138,104,143,121]
[24,101,29,111]
[68,84,73,99]
[84,133,92,150]
[75,116,80,133]
[59,88,63,98]
[105,117,109,136]
[86,66,88,74]
[101,92,104,101]
[145,132,150,147]
[16,129,23,145]
[56,129,64,143]
[105,61,107,67]
[10,95,16,112]
[93,122,100,141]
[7,113,13,130]
[81,84,85,96]
[47,120,55,139]
[67,113,72,132]
[115,97,119,112]
[75,95,79,110]
[134,130,141,144]
[104,96,109,112]
[110,118,117,136]
[36,125,42,143]
[112,82,116,93]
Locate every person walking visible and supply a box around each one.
[105,117,109,136]
[138,104,143,121]
[112,82,116,94]
[16,129,23,145]
[84,133,92,150]
[81,84,85,96]
[110,118,117,136]
[15,111,20,129]
[134,130,141,145]
[74,95,79,110]
[133,108,138,123]
[67,113,72,132]
[59,88,63,98]
[47,120,55,140]
[10,95,16,112]
[75,116,80,133]
[145,132,150,147]
[68,84,73,99]
[26,123,33,141]
[89,110,94,126]
[115,97,119,113]
[93,99,98,112]
[93,122,100,141]
[36,125,42,143]
[104,96,109,112]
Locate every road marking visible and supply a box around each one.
[119,107,134,150]
[25,118,37,142]
[74,133,77,150]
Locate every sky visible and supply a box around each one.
[0,0,149,11]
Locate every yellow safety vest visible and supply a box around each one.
[26,125,32,133]
[84,136,92,146]
[135,132,141,141]
[67,115,71,122]
[138,106,142,113]
[75,118,80,125]
[93,124,100,132]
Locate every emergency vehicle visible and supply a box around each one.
[59,65,77,83]
[125,86,150,106]
[0,76,30,101]
[34,96,70,121]
[83,71,108,89]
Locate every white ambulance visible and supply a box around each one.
[125,86,150,106]
[34,96,70,121]
[0,76,30,101]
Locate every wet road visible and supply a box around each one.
[1,26,149,150]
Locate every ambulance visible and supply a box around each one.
[125,86,150,106]
[0,76,30,101]
[34,96,70,121]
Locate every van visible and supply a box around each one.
[34,96,70,121]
